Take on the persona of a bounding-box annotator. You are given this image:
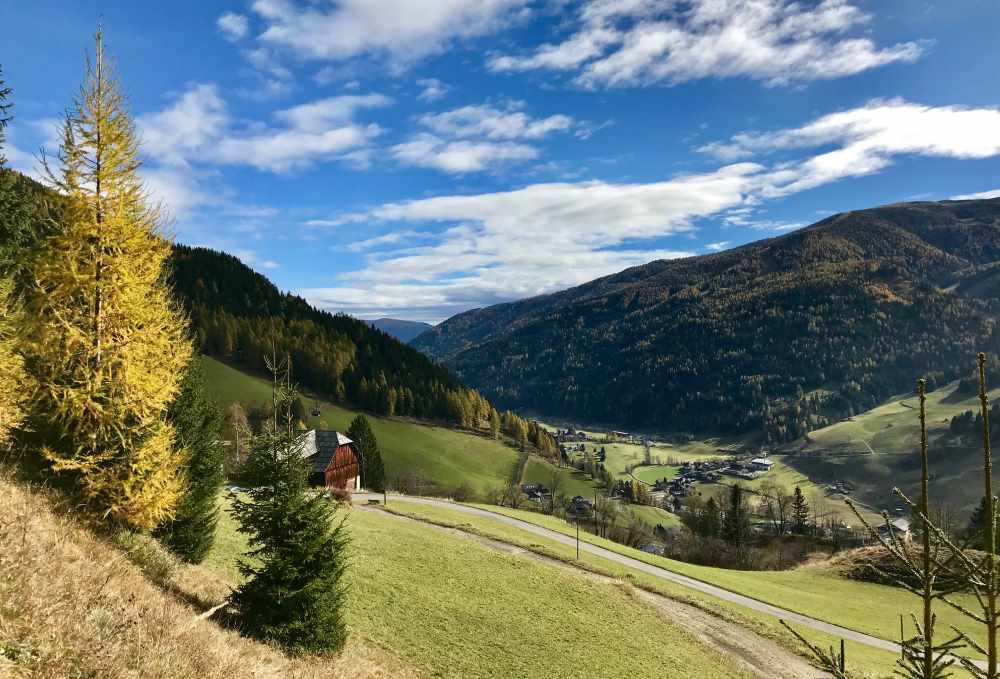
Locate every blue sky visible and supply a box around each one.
[2,0,1000,322]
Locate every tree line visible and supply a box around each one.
[171,244,497,428]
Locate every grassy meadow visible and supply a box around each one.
[782,380,1000,515]
[520,455,601,498]
[201,356,518,498]
[204,493,754,679]
[385,497,983,672]
[377,497,929,678]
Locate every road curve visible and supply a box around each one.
[354,493,905,656]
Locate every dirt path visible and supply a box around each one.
[355,503,827,679]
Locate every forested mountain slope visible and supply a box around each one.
[413,199,1000,439]
[170,245,489,425]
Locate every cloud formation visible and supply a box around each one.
[392,102,576,173]
[137,84,392,176]
[489,0,924,88]
[700,99,1000,196]
[251,0,528,65]
[217,12,251,41]
[306,98,1000,320]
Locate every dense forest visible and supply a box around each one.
[170,244,495,426]
[414,200,1000,440]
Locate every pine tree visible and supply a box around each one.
[489,408,501,440]
[21,30,192,529]
[791,486,810,534]
[347,414,384,492]
[156,361,224,563]
[230,354,349,653]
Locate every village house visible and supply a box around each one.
[297,430,361,491]
[877,517,912,542]
[750,457,774,472]
[521,483,551,503]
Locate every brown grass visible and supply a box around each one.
[0,470,416,678]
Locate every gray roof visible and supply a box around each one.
[298,429,354,474]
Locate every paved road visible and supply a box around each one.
[355,493,907,656]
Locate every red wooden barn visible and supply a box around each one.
[298,430,361,491]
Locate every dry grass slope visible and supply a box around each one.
[0,469,414,679]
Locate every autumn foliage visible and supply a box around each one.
[20,31,192,529]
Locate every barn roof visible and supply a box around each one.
[298,429,354,475]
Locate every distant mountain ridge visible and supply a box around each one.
[413,199,1000,439]
[368,318,434,343]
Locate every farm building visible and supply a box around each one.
[749,457,774,472]
[877,517,912,542]
[297,429,361,490]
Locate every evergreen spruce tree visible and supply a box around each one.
[230,353,349,654]
[701,496,721,538]
[722,484,750,551]
[791,486,810,534]
[966,496,1000,553]
[21,31,192,529]
[347,413,384,492]
[156,361,224,563]
[0,66,25,445]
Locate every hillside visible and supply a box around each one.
[0,470,761,679]
[171,244,485,426]
[368,317,434,343]
[781,378,1000,515]
[199,356,517,498]
[414,199,1000,438]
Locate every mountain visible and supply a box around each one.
[368,317,434,343]
[413,199,1000,439]
[169,245,490,425]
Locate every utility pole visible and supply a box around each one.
[576,517,580,560]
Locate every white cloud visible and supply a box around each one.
[242,47,293,81]
[490,0,924,88]
[701,99,1000,197]
[218,12,250,41]
[138,84,391,174]
[252,0,528,65]
[391,133,538,173]
[276,93,392,131]
[137,84,229,166]
[952,188,1000,200]
[142,166,217,218]
[417,78,450,102]
[392,102,576,173]
[342,230,432,252]
[300,164,757,319]
[418,104,574,140]
[706,241,730,251]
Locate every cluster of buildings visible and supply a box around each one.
[520,482,594,516]
[647,456,776,507]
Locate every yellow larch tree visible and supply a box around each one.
[23,29,192,529]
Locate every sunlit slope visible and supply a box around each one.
[200,355,517,498]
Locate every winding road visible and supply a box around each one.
[354,493,905,657]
